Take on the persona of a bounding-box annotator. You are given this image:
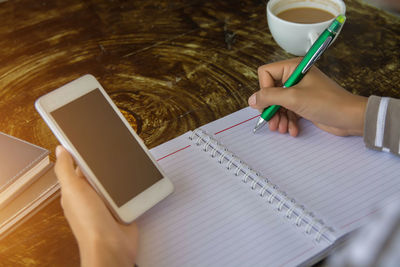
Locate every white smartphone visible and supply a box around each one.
[35,74,174,224]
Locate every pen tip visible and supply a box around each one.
[253,117,267,134]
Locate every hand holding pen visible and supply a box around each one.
[248,57,367,137]
[253,15,347,133]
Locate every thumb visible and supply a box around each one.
[54,145,77,188]
[248,86,293,111]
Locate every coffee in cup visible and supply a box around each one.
[276,7,335,23]
[267,0,346,56]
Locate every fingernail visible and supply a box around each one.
[56,145,63,157]
[249,94,256,106]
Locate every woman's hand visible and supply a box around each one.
[248,58,368,137]
[55,145,138,267]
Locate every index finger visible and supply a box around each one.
[258,58,302,89]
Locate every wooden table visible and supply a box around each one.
[0,0,398,265]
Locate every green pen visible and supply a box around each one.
[253,14,346,133]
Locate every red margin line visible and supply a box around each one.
[340,208,378,229]
[157,145,191,161]
[214,115,260,135]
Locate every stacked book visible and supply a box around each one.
[0,132,59,238]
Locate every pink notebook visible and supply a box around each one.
[0,132,50,207]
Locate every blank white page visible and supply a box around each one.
[202,107,400,237]
[136,131,327,267]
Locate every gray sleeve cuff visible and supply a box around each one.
[363,95,381,150]
[363,95,400,156]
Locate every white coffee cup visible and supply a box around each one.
[267,0,346,56]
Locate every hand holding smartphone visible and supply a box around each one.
[35,75,173,223]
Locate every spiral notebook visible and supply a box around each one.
[136,107,400,267]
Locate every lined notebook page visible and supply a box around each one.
[136,132,327,267]
[202,107,400,237]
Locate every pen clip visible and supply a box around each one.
[302,36,333,74]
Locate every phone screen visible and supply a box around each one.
[51,89,163,207]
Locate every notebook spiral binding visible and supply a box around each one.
[189,129,336,244]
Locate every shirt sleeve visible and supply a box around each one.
[363,95,400,156]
